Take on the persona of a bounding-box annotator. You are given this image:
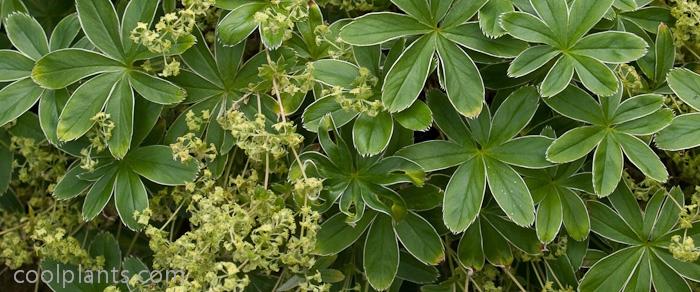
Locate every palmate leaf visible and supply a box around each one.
[30,0,189,157]
[580,182,700,291]
[71,145,198,229]
[400,88,545,230]
[545,85,671,196]
[501,0,647,97]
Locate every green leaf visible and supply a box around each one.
[53,166,92,200]
[0,78,44,127]
[478,0,513,38]
[5,13,48,60]
[400,184,442,211]
[128,70,187,105]
[57,72,123,141]
[125,145,199,185]
[614,0,637,11]
[530,0,568,42]
[311,59,359,88]
[508,45,560,77]
[76,0,124,60]
[0,50,34,81]
[363,215,399,290]
[390,0,433,25]
[612,94,664,124]
[592,135,623,196]
[615,132,668,182]
[382,33,436,113]
[483,212,541,254]
[339,12,431,46]
[302,96,357,132]
[544,85,605,124]
[654,23,675,86]
[120,0,159,57]
[444,157,485,233]
[481,218,514,265]
[656,113,700,150]
[216,38,246,87]
[588,201,641,244]
[457,218,485,269]
[115,166,148,230]
[122,257,150,290]
[607,182,644,237]
[49,13,81,51]
[435,35,483,118]
[396,251,440,283]
[105,76,134,159]
[547,126,605,163]
[559,188,590,241]
[88,232,122,269]
[649,252,692,292]
[540,55,575,97]
[353,111,394,156]
[82,167,118,221]
[578,247,645,292]
[32,48,125,89]
[440,0,487,29]
[394,100,432,131]
[500,11,559,47]
[315,212,375,255]
[394,211,445,265]
[571,54,619,97]
[491,136,554,169]
[666,68,700,111]
[217,3,266,46]
[616,108,673,136]
[396,140,473,171]
[566,0,615,45]
[131,96,163,148]
[650,188,684,239]
[489,86,540,145]
[571,32,648,63]
[484,157,535,226]
[653,249,700,283]
[426,90,473,145]
[41,259,100,292]
[442,23,528,58]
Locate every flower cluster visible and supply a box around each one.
[130,0,215,76]
[671,0,700,61]
[617,64,645,95]
[79,112,115,172]
[142,168,323,291]
[254,0,310,48]
[623,170,664,201]
[170,133,217,166]
[324,67,383,116]
[258,60,316,103]
[0,196,98,269]
[669,235,700,262]
[218,108,303,162]
[9,137,68,192]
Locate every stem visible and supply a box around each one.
[543,259,564,289]
[502,267,526,292]
[160,200,186,231]
[126,232,140,257]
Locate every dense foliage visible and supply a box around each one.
[0,0,700,291]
